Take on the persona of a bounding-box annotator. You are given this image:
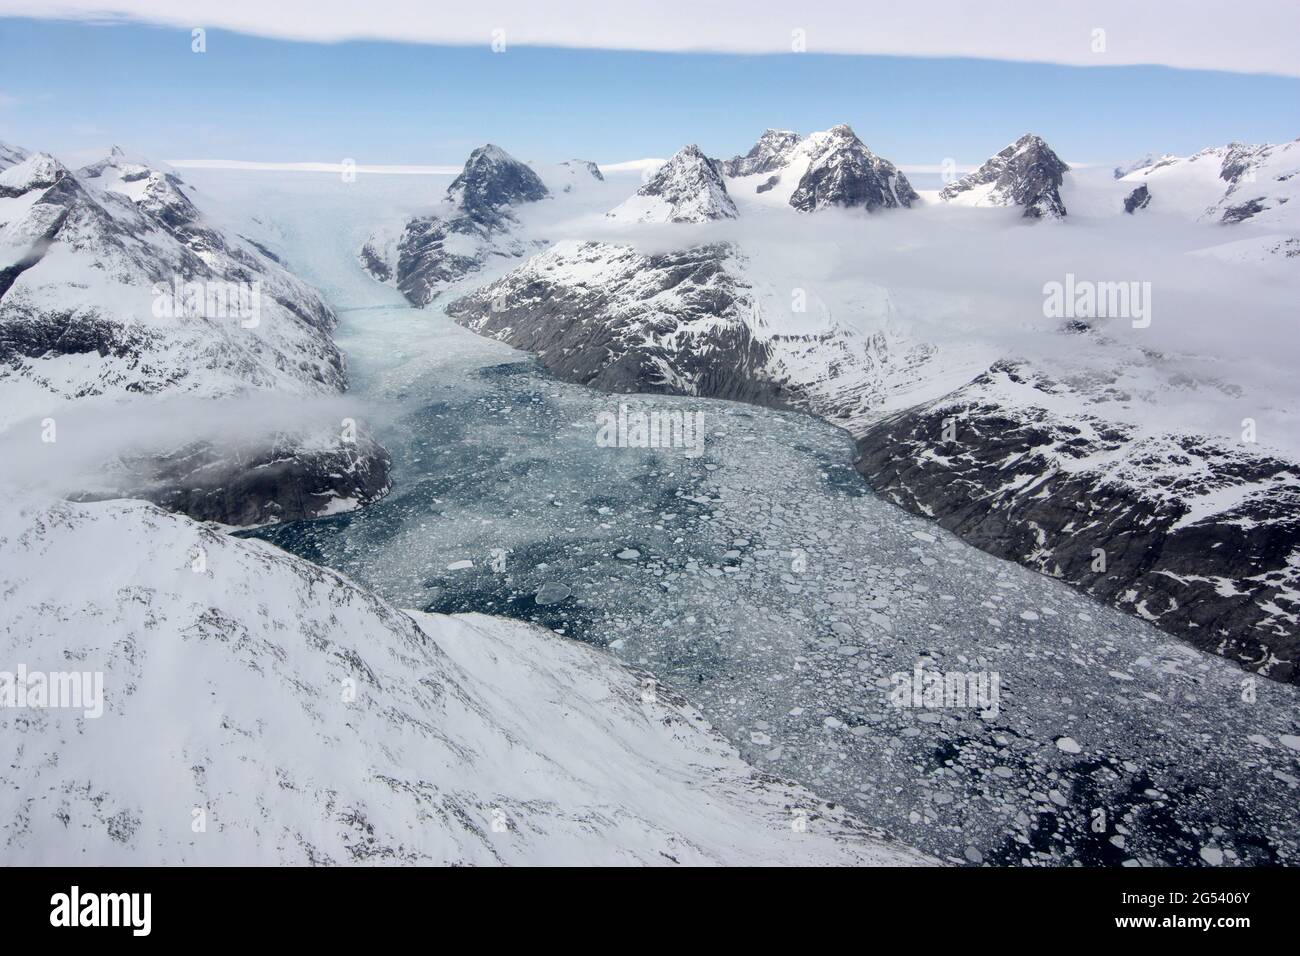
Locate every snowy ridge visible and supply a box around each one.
[1119,138,1300,228]
[0,495,934,866]
[722,129,802,178]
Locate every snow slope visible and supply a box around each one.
[0,495,932,866]
[0,142,390,524]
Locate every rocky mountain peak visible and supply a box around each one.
[607,143,738,223]
[723,129,802,177]
[446,143,550,222]
[789,125,918,213]
[940,132,1069,219]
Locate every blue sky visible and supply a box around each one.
[2,16,1299,168]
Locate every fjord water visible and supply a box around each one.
[189,168,1300,867]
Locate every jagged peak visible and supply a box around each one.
[607,143,737,223]
[939,132,1069,219]
[788,126,916,213]
[723,129,803,177]
[446,143,549,220]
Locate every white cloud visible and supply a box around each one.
[5,0,1300,78]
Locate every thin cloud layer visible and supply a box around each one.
[5,0,1300,78]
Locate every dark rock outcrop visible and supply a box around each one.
[1124,184,1151,214]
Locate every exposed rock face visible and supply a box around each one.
[446,143,549,224]
[854,361,1300,684]
[0,143,390,524]
[389,214,534,307]
[723,128,802,177]
[1221,198,1267,223]
[445,239,962,436]
[789,125,919,213]
[940,133,1070,219]
[1124,183,1151,213]
[446,240,785,403]
[359,143,549,306]
[607,144,738,223]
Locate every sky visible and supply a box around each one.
[1,7,1298,169]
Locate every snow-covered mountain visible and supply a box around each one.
[787,125,920,213]
[0,142,390,525]
[940,133,1070,219]
[0,494,933,866]
[607,144,738,223]
[720,126,918,213]
[359,143,564,306]
[1119,138,1300,226]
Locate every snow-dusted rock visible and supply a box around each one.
[1123,183,1151,214]
[940,133,1069,219]
[0,495,934,866]
[0,140,29,171]
[445,239,969,435]
[446,144,549,222]
[855,360,1300,682]
[360,144,549,306]
[723,129,802,178]
[787,125,918,213]
[607,144,738,223]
